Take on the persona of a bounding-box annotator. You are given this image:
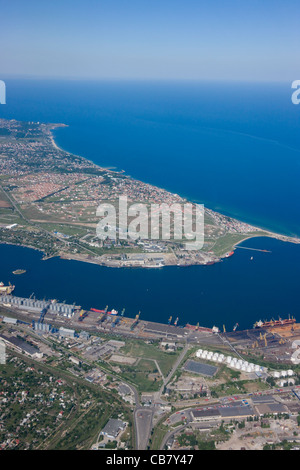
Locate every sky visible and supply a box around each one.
[0,0,300,81]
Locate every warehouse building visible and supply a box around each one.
[58,327,75,338]
[100,419,126,439]
[0,333,43,359]
[191,403,255,422]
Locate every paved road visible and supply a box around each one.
[160,423,188,450]
[134,407,154,450]
[159,342,190,395]
[134,343,190,450]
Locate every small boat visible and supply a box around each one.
[12,269,26,275]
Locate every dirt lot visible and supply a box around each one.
[0,200,11,208]
[217,418,300,450]
[110,354,137,365]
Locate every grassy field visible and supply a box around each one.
[120,339,181,377]
[115,358,163,392]
[210,232,266,256]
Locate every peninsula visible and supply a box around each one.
[0,118,298,268]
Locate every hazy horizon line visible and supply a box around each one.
[0,74,294,85]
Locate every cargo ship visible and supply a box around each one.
[90,307,118,315]
[0,282,15,294]
[254,316,296,329]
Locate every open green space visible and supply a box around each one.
[120,339,181,377]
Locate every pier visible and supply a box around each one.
[235,246,272,253]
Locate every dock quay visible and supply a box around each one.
[0,294,219,346]
[235,246,272,253]
[1,294,299,359]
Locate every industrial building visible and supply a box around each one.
[191,402,255,422]
[79,330,90,340]
[58,327,75,338]
[0,295,78,317]
[100,419,126,439]
[2,316,18,325]
[33,321,51,333]
[251,395,290,416]
[0,333,43,359]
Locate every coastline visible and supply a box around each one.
[50,124,300,269]
[233,230,300,249]
[49,123,125,175]
[0,117,299,270]
[37,123,300,268]
[49,123,300,243]
[49,125,300,247]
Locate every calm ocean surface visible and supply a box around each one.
[0,79,299,329]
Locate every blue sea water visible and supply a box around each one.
[0,238,299,331]
[0,79,299,329]
[2,79,300,236]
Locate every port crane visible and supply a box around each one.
[78,309,88,322]
[263,333,267,347]
[130,311,141,331]
[112,316,121,328]
[97,305,109,323]
[39,303,50,324]
[101,305,109,322]
[259,332,267,347]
